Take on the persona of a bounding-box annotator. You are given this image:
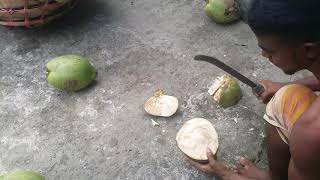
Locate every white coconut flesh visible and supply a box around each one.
[176,118,219,161]
[144,90,179,117]
[208,76,226,102]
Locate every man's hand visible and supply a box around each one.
[187,148,235,178]
[253,80,285,104]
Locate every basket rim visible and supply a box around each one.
[0,0,78,27]
[0,10,65,26]
[0,0,74,10]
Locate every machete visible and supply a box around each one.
[194,55,264,95]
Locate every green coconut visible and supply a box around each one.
[1,170,44,180]
[209,75,242,108]
[46,55,97,91]
[204,0,240,24]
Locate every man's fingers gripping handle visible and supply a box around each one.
[253,83,265,96]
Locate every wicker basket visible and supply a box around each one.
[0,0,78,27]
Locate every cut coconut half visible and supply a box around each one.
[144,90,179,117]
[176,118,219,161]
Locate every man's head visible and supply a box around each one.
[248,0,320,75]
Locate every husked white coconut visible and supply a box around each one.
[176,118,219,161]
[144,90,179,117]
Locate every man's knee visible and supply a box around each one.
[267,84,316,120]
[273,84,315,104]
[264,84,316,143]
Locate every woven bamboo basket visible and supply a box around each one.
[0,0,78,27]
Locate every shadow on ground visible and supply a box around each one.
[47,0,112,29]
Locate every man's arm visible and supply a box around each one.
[291,76,320,91]
[289,97,320,180]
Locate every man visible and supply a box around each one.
[188,0,320,180]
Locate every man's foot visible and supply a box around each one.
[236,157,271,180]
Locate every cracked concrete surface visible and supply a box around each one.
[0,0,312,179]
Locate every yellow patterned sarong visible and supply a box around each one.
[264,84,317,144]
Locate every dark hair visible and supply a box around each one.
[248,0,320,41]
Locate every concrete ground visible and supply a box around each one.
[0,0,311,179]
